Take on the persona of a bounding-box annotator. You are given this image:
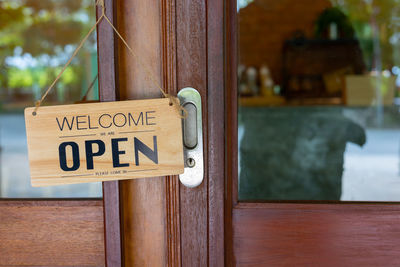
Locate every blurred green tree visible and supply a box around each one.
[331,0,400,70]
[0,0,97,107]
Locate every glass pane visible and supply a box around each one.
[238,0,400,201]
[0,0,102,198]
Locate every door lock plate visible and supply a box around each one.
[178,87,204,188]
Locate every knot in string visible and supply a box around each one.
[33,0,186,119]
[166,94,188,118]
[96,0,105,16]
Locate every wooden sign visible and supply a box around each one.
[25,99,184,187]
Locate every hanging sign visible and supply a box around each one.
[25,98,184,187]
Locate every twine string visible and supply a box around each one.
[32,11,104,115]
[33,0,187,118]
[81,73,98,102]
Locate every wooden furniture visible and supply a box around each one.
[239,95,286,106]
[239,96,343,107]
[282,39,365,99]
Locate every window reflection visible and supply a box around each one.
[0,0,101,197]
[238,0,400,201]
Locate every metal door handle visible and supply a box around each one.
[177,87,204,188]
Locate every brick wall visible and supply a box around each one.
[239,0,332,84]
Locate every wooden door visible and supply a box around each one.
[225,0,400,266]
[0,1,115,266]
[101,0,225,266]
[103,0,400,266]
[0,0,224,265]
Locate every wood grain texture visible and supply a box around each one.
[102,180,123,267]
[161,0,182,266]
[97,0,119,103]
[116,0,168,266]
[176,0,208,266]
[24,99,183,187]
[115,0,226,265]
[0,200,104,267]
[225,0,238,265]
[233,203,400,266]
[207,0,225,266]
[96,0,122,265]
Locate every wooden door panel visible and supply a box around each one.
[0,200,104,267]
[205,0,225,264]
[233,203,400,266]
[176,0,208,265]
[176,0,225,265]
[97,0,122,265]
[112,0,225,265]
[116,0,169,265]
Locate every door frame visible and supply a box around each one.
[225,0,238,264]
[96,0,123,266]
[98,0,225,265]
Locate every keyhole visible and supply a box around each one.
[187,157,195,168]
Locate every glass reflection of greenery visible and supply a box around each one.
[331,0,400,71]
[0,0,98,111]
